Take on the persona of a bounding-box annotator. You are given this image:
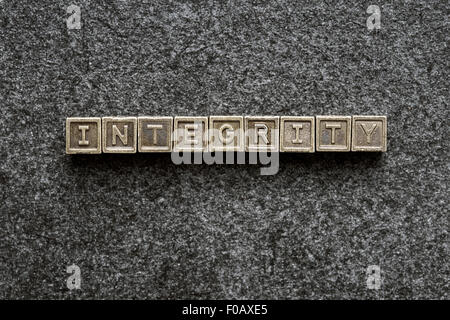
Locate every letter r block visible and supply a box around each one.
[66,117,102,154]
[173,116,208,152]
[209,116,244,152]
[245,116,279,152]
[316,116,351,152]
[352,116,387,152]
[102,117,137,153]
[138,116,173,152]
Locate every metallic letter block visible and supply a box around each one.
[102,117,137,153]
[352,115,387,152]
[245,116,279,152]
[66,117,101,154]
[280,116,315,152]
[316,116,351,152]
[173,116,208,152]
[209,116,244,152]
[138,116,173,152]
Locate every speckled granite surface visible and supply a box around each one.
[0,1,448,299]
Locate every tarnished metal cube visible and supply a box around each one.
[352,115,387,152]
[173,116,208,152]
[102,117,137,153]
[209,116,244,152]
[66,117,102,154]
[280,116,315,152]
[245,116,279,152]
[316,116,351,152]
[138,116,173,152]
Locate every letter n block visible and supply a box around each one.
[102,117,137,153]
[352,116,387,152]
[66,117,101,154]
[138,116,173,152]
[316,116,351,152]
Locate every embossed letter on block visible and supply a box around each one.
[102,117,137,153]
[209,116,244,152]
[66,117,102,154]
[138,116,173,152]
[316,116,351,152]
[245,116,279,152]
[280,116,315,152]
[352,115,387,152]
[173,116,208,152]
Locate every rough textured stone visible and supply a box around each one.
[0,0,448,299]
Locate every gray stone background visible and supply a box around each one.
[0,0,448,299]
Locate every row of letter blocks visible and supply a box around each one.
[66,116,387,154]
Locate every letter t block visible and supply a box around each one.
[316,116,351,152]
[138,116,173,152]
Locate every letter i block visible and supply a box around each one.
[209,116,244,152]
[173,117,208,152]
[66,117,102,154]
[102,117,137,153]
[138,116,173,152]
[280,116,315,152]
[245,116,279,152]
[316,116,351,152]
[352,116,387,152]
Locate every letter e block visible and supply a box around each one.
[102,117,137,153]
[352,115,387,152]
[138,116,173,152]
[66,117,101,154]
[316,116,351,152]
[173,117,208,152]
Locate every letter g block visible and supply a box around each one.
[209,116,244,152]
